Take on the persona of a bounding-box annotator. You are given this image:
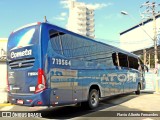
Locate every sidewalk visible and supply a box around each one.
[0,88,8,104]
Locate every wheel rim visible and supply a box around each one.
[91,92,98,107]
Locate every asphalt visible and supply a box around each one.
[0,92,160,120]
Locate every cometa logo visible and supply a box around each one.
[11,49,32,58]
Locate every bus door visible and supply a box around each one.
[123,58,130,93]
[128,69,137,92]
[116,53,130,93]
[128,57,140,92]
[118,68,129,93]
[112,53,125,94]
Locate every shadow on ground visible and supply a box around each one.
[36,92,151,119]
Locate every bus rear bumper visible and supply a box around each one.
[8,89,51,107]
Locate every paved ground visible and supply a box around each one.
[0,90,7,104]
[0,92,160,120]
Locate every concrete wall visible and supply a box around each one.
[0,61,7,103]
[0,38,8,103]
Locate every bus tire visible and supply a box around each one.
[135,84,141,95]
[83,89,99,109]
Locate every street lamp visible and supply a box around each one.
[121,11,128,15]
[121,11,153,42]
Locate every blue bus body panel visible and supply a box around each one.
[7,25,41,92]
[7,23,144,107]
[39,23,142,106]
[7,24,51,106]
[8,45,39,93]
[8,89,51,106]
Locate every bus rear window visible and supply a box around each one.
[8,25,40,49]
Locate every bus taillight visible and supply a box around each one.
[35,69,46,94]
[37,22,41,25]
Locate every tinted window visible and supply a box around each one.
[8,25,40,50]
[128,56,139,70]
[112,53,119,66]
[118,53,128,68]
[49,29,114,66]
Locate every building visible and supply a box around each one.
[120,14,160,68]
[67,0,95,38]
[120,14,160,52]
[0,38,8,103]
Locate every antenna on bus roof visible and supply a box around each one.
[44,16,48,23]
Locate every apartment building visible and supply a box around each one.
[67,1,95,38]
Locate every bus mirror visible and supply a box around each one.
[144,65,149,72]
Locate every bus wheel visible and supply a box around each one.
[87,89,99,109]
[135,84,141,95]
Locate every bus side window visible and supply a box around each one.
[118,53,128,68]
[128,56,139,70]
[112,52,119,66]
[49,29,65,56]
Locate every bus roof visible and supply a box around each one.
[41,22,139,59]
[12,22,139,59]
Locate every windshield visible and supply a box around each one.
[8,25,40,50]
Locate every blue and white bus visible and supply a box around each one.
[7,22,146,109]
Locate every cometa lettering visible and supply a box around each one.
[11,49,32,58]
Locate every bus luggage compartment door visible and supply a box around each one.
[50,68,74,106]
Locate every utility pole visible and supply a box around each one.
[143,49,147,65]
[149,53,151,69]
[152,3,158,68]
[140,1,160,68]
[140,1,160,93]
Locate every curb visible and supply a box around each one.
[154,92,160,95]
[0,103,14,106]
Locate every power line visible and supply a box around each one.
[140,0,160,68]
[96,38,155,44]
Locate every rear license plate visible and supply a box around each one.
[17,100,24,104]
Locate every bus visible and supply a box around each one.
[7,22,146,109]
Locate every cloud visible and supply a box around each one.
[54,17,66,21]
[87,3,113,10]
[52,12,68,21]
[60,0,112,9]
[60,0,69,8]
[60,0,76,8]
[61,12,67,17]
